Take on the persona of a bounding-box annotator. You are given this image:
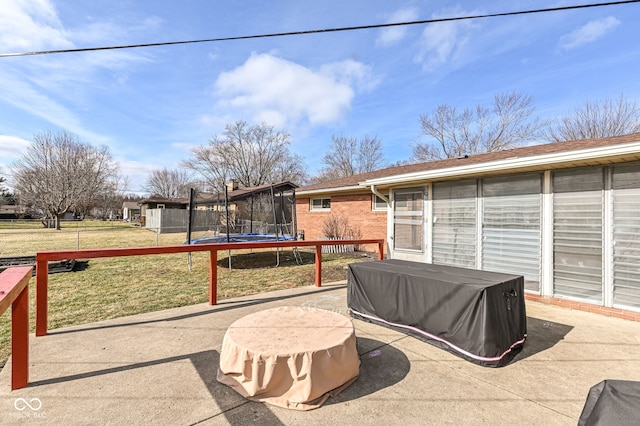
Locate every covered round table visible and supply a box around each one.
[217,306,360,410]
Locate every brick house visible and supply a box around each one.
[296,133,640,317]
[295,177,389,242]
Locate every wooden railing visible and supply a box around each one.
[35,239,385,338]
[3,239,383,390]
[0,266,32,390]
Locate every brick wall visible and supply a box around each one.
[526,293,640,322]
[296,193,387,241]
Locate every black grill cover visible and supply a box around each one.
[578,380,640,426]
[347,259,527,367]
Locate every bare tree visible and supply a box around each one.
[413,91,546,161]
[315,135,386,182]
[92,175,131,219]
[11,130,119,229]
[181,121,307,191]
[0,168,6,195]
[269,152,308,186]
[145,167,195,198]
[546,95,640,142]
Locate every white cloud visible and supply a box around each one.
[559,16,620,50]
[0,135,31,160]
[116,159,157,193]
[414,8,480,72]
[319,59,380,92]
[0,0,162,55]
[0,0,156,152]
[0,0,71,52]
[0,135,31,181]
[376,8,419,47]
[0,69,111,145]
[212,53,377,128]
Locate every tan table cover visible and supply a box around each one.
[217,306,360,410]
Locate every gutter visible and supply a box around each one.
[362,141,640,186]
[296,184,362,196]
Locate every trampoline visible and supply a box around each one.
[190,233,296,244]
[184,182,301,268]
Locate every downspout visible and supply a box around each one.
[370,185,389,204]
[371,184,390,260]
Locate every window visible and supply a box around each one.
[553,167,603,303]
[157,204,165,209]
[612,162,640,309]
[393,189,424,251]
[482,174,542,292]
[310,198,331,211]
[432,180,477,268]
[372,194,388,211]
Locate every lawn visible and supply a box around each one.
[0,221,375,365]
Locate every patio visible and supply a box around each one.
[2,281,640,425]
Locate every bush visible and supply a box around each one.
[321,214,362,240]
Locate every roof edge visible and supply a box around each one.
[296,185,364,196]
[361,140,640,186]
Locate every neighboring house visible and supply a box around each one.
[139,197,189,211]
[122,201,142,222]
[139,182,298,234]
[0,204,25,219]
[296,133,640,315]
[138,196,189,227]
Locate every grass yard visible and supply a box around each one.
[0,221,375,365]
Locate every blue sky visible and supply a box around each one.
[1,0,639,194]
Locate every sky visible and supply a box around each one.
[1,0,639,194]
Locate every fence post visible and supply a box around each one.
[315,244,322,287]
[209,250,218,305]
[378,241,384,260]
[36,257,49,336]
[12,283,29,390]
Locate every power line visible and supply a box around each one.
[1,0,638,58]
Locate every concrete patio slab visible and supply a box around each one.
[1,281,640,425]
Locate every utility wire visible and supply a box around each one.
[1,0,638,58]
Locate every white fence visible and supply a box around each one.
[319,236,355,254]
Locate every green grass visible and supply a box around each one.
[0,222,374,365]
[0,221,167,256]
